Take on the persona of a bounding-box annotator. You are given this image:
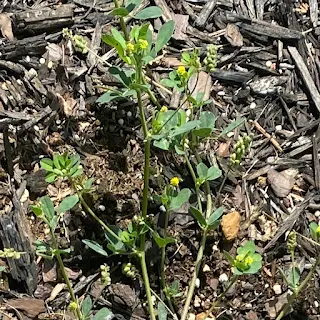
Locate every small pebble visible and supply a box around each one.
[118,118,124,126]
[187,313,195,320]
[273,283,282,295]
[127,111,132,117]
[33,125,40,131]
[202,264,210,272]
[314,301,319,308]
[98,205,106,211]
[249,102,256,109]
[40,57,46,64]
[74,134,80,140]
[217,90,225,96]
[195,278,200,288]
[29,68,37,76]
[159,205,166,213]
[193,295,201,308]
[25,56,31,62]
[315,211,320,218]
[56,119,61,125]
[47,61,53,69]
[266,60,273,68]
[219,273,228,283]
[275,125,282,131]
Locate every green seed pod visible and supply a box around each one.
[287,231,297,253]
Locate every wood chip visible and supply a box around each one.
[267,169,296,198]
[0,14,14,41]
[221,210,240,240]
[225,24,243,47]
[7,298,46,318]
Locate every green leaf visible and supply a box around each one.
[96,91,122,104]
[154,138,170,150]
[134,6,162,19]
[153,234,176,248]
[83,239,108,257]
[105,226,126,253]
[169,188,191,210]
[158,301,168,320]
[126,0,143,12]
[155,20,175,53]
[0,266,6,272]
[207,207,223,228]
[53,154,62,170]
[93,308,113,320]
[161,78,177,88]
[193,111,216,137]
[223,250,235,266]
[31,205,42,217]
[111,28,126,49]
[170,120,201,137]
[109,66,132,87]
[40,196,55,223]
[101,34,126,61]
[57,195,79,214]
[218,119,245,138]
[237,241,256,255]
[244,260,262,274]
[310,222,319,241]
[189,206,206,228]
[45,172,57,183]
[40,158,53,172]
[81,296,93,318]
[206,166,222,181]
[197,163,208,179]
[288,266,300,288]
[111,7,129,17]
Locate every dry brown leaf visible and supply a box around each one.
[217,142,230,157]
[0,14,14,41]
[7,298,45,318]
[188,71,212,101]
[195,312,208,320]
[267,169,296,198]
[47,283,66,301]
[173,14,189,40]
[221,210,240,240]
[225,24,243,47]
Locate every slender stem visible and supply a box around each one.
[276,255,320,320]
[113,0,129,40]
[290,251,296,290]
[181,152,214,320]
[206,275,239,316]
[181,228,208,320]
[51,230,83,320]
[160,209,175,314]
[135,62,156,320]
[71,181,123,243]
[184,152,202,213]
[214,167,230,207]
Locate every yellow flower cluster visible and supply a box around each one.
[170,177,180,187]
[160,106,168,112]
[177,65,187,77]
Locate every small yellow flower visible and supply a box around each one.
[316,225,320,234]
[170,177,180,187]
[177,65,187,77]
[160,106,168,112]
[245,256,253,265]
[138,39,148,50]
[126,42,135,54]
[69,302,78,311]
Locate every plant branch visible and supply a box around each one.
[206,275,239,317]
[51,230,83,320]
[276,255,320,320]
[71,181,123,243]
[113,0,129,40]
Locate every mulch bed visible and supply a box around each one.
[0,0,320,319]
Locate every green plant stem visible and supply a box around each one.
[180,228,208,320]
[160,209,175,314]
[51,230,83,320]
[276,255,320,320]
[71,181,122,243]
[214,167,230,207]
[206,275,239,316]
[136,62,156,320]
[181,152,214,320]
[184,152,202,213]
[113,0,129,40]
[290,251,296,289]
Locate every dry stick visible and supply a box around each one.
[276,255,320,320]
[250,120,283,152]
